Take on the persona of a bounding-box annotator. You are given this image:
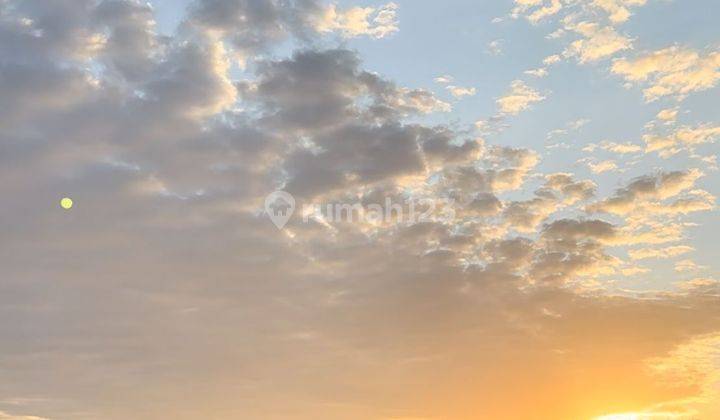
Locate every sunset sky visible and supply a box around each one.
[1,0,719,419]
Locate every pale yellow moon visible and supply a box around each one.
[60,197,73,210]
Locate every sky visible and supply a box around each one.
[0,0,719,419]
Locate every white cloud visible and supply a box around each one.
[497,80,546,115]
[612,46,720,101]
[592,0,648,24]
[395,87,453,113]
[657,107,679,123]
[622,266,650,276]
[524,67,548,77]
[603,142,642,154]
[643,123,720,155]
[675,259,706,273]
[628,245,694,260]
[487,39,504,55]
[315,2,399,39]
[446,85,477,98]
[512,0,563,23]
[587,160,618,173]
[585,140,642,155]
[543,54,562,65]
[564,21,633,63]
[0,411,48,420]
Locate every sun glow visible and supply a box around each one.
[595,412,689,420]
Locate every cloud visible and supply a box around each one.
[239,48,449,133]
[142,31,238,119]
[496,80,546,115]
[584,140,642,155]
[446,85,477,98]
[592,0,648,24]
[0,412,48,420]
[621,266,650,276]
[437,146,539,195]
[283,123,426,197]
[542,218,617,241]
[502,196,559,233]
[604,142,642,154]
[315,2,399,39]
[587,169,705,215]
[543,54,562,65]
[587,159,618,173]
[628,245,694,260]
[657,107,679,123]
[678,277,720,293]
[645,332,720,417]
[547,119,591,147]
[564,21,633,63]
[524,67,548,77]
[189,0,398,61]
[391,87,453,114]
[529,0,563,23]
[643,123,720,155]
[509,0,651,75]
[466,193,503,216]
[543,173,597,204]
[420,128,482,167]
[675,259,706,273]
[512,0,563,23]
[612,46,720,101]
[486,39,504,55]
[496,173,595,234]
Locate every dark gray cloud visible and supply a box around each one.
[188,0,324,54]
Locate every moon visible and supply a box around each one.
[60,197,73,210]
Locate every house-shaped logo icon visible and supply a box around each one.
[269,196,293,217]
[264,191,295,229]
